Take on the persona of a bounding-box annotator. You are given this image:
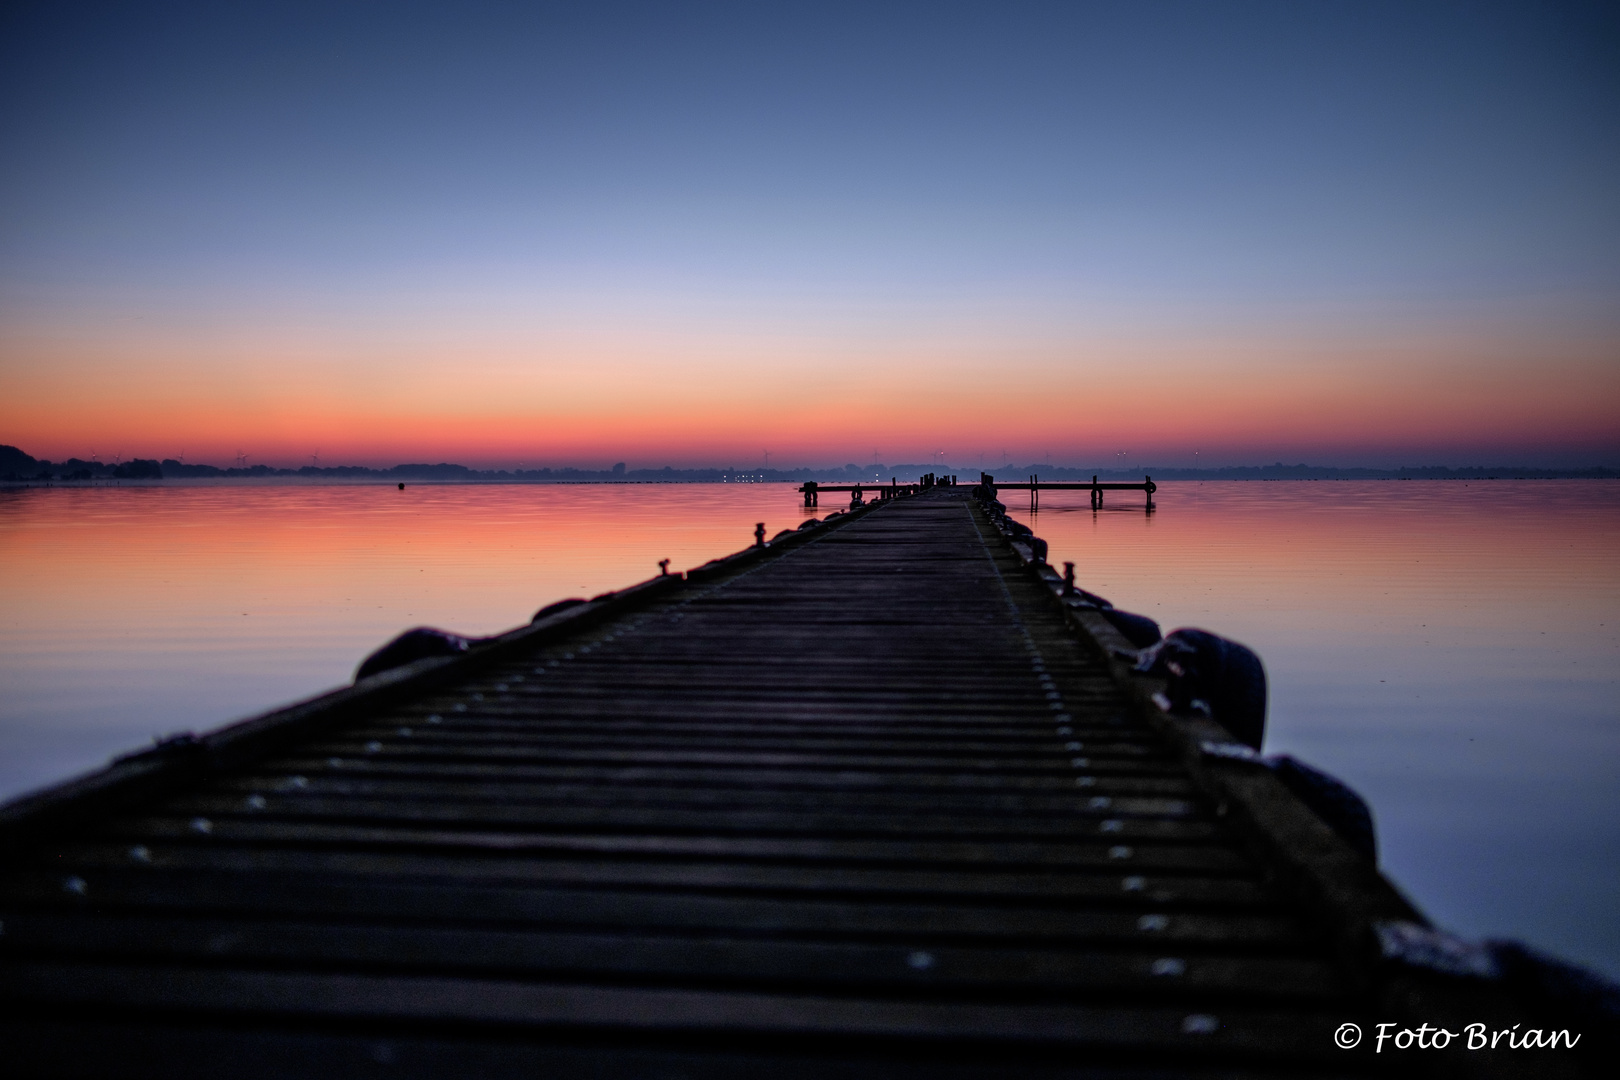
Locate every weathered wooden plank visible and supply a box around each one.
[1,911,1343,997]
[0,1017,1356,1080]
[251,759,1201,797]
[201,776,1205,819]
[284,765,1183,791]
[156,795,1223,841]
[34,845,1278,906]
[288,744,1186,778]
[100,817,1255,874]
[0,961,1352,1061]
[0,869,1305,943]
[336,728,1166,757]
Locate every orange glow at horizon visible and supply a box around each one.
[4,319,1617,467]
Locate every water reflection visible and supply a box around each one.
[0,482,809,802]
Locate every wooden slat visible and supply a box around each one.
[156,795,1222,841]
[101,817,1254,875]
[0,1018,1350,1080]
[249,760,1200,797]
[0,869,1308,945]
[0,961,1352,1060]
[36,844,1276,906]
[201,776,1204,819]
[1,911,1344,997]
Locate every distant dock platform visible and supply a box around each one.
[801,472,1156,510]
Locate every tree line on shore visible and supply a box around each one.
[3,445,1614,483]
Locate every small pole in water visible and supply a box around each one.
[754,522,765,547]
[398,483,405,490]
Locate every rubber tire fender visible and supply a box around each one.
[1158,628,1268,750]
[356,627,474,682]
[1101,609,1162,649]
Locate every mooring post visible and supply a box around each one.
[1062,561,1075,597]
[1091,474,1099,509]
[1145,475,1155,513]
[754,522,765,547]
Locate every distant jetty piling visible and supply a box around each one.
[984,473,1157,512]
[801,472,1155,511]
[798,472,955,507]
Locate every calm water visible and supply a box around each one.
[2,480,1616,977]
[0,482,799,799]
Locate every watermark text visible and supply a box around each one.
[1332,1022,1582,1052]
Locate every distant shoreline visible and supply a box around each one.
[4,474,1618,491]
[2,445,1615,485]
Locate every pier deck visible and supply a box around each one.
[0,492,1589,1077]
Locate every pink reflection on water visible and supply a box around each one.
[0,482,812,798]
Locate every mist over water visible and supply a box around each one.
[1,479,1616,978]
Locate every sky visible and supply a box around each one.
[2,0,1617,470]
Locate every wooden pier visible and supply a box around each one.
[0,490,1599,1078]
[801,473,1155,511]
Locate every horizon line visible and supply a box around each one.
[3,446,1617,482]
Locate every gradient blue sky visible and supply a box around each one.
[3,1,1617,468]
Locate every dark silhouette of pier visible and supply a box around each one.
[801,473,1156,511]
[0,489,1601,1078]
